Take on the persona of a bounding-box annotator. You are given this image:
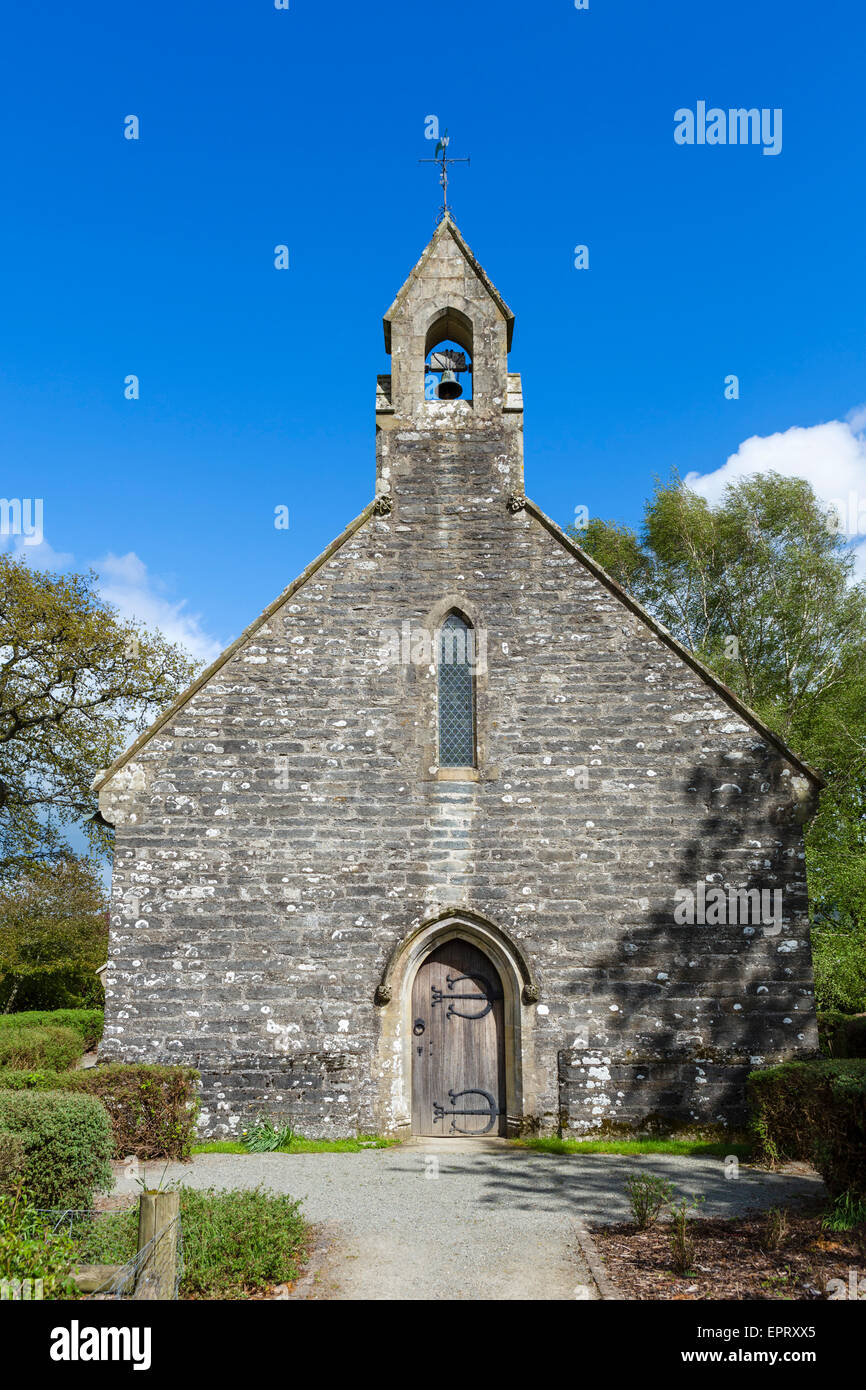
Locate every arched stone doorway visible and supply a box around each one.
[372,911,540,1137]
[410,939,505,1136]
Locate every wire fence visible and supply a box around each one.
[25,1205,184,1300]
[35,1207,98,1237]
[94,1214,183,1300]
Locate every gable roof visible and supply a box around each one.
[94,492,825,797]
[383,215,515,353]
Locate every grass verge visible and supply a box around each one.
[512,1136,754,1159]
[191,1134,399,1155]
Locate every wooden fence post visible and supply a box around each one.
[133,1190,180,1300]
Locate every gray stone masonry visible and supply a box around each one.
[96,217,820,1138]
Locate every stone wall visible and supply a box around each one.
[97,460,819,1137]
[97,220,820,1139]
[558,1054,753,1134]
[195,1053,362,1138]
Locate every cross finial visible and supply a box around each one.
[419,128,470,222]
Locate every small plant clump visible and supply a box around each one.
[669,1194,705,1277]
[821,1191,866,1232]
[241,1117,296,1153]
[762,1205,790,1252]
[625,1173,675,1231]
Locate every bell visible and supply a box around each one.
[436,370,463,400]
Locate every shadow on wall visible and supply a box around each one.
[559,748,818,1134]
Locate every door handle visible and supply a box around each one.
[413,1018,426,1036]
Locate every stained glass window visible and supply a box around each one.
[438,613,476,767]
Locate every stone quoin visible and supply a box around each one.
[94,216,821,1139]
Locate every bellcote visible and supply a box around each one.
[377,216,522,423]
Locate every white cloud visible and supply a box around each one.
[4,529,224,664]
[683,408,866,577]
[95,551,224,664]
[0,533,74,570]
[845,404,866,434]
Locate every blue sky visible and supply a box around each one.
[2,0,865,661]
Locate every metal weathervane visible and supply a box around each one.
[419,128,470,221]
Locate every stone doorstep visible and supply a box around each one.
[401,1135,513,1154]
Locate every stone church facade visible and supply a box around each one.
[96,218,821,1138]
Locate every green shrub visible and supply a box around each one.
[77,1185,308,1299]
[0,1065,199,1160]
[624,1173,674,1230]
[0,1190,78,1298]
[669,1195,704,1277]
[0,1131,26,1190]
[0,1025,83,1072]
[748,1059,866,1200]
[818,1010,848,1056]
[0,1091,113,1209]
[0,1010,103,1050]
[818,1011,866,1058]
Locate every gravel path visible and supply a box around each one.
[112,1145,823,1301]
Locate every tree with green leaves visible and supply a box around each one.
[0,854,108,1011]
[568,471,866,1012]
[0,554,198,876]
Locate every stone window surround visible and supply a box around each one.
[418,595,494,784]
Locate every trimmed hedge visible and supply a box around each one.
[748,1059,866,1200]
[0,1090,114,1208]
[0,1130,25,1189]
[0,1010,103,1050]
[818,1011,866,1059]
[0,1064,199,1160]
[0,1025,83,1072]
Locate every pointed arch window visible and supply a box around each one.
[438,613,477,767]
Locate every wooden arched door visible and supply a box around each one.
[411,939,506,1137]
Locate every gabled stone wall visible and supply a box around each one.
[97,219,819,1139]
[98,475,818,1137]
